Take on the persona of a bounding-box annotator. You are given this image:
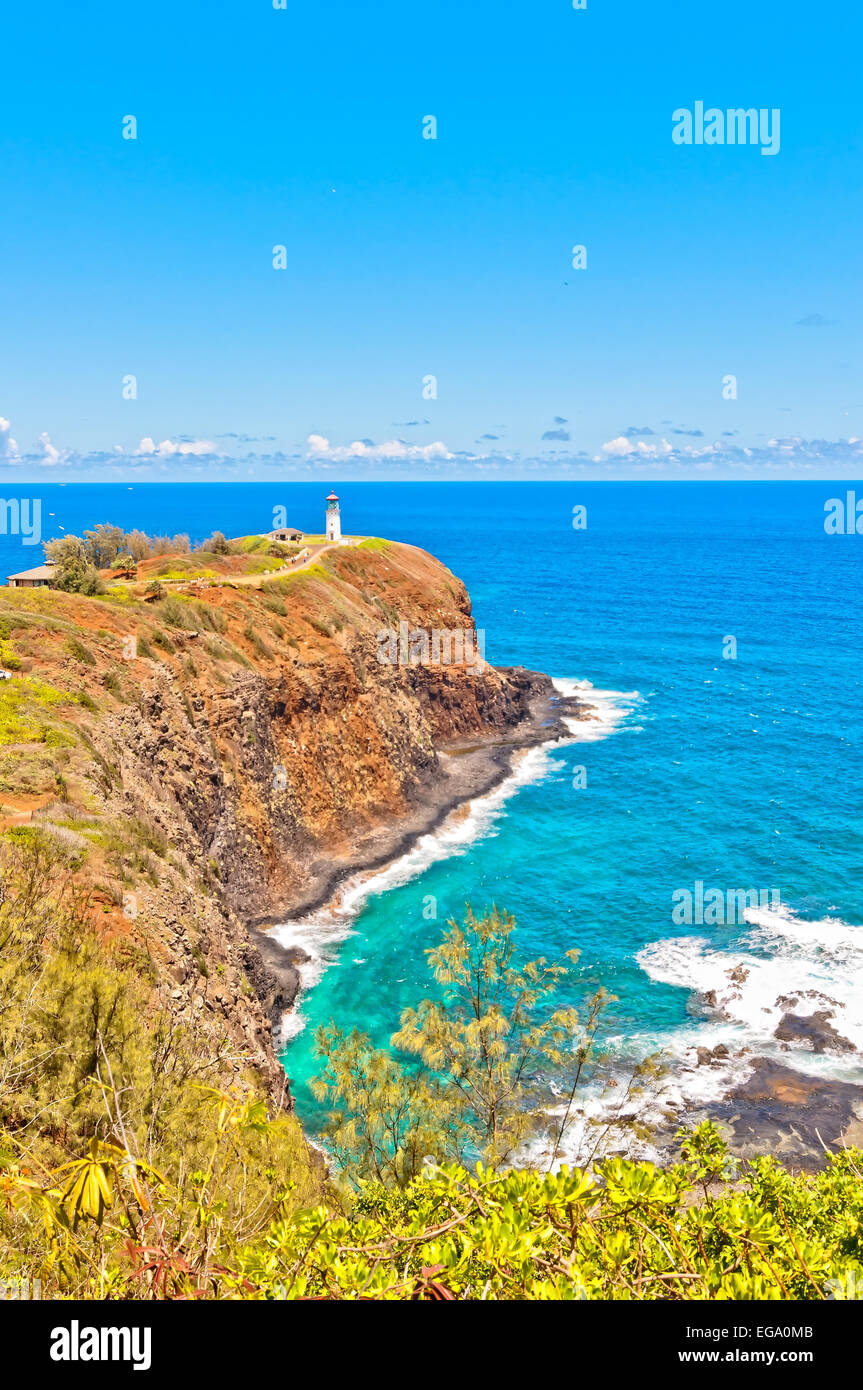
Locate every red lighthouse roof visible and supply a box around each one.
[326,491,339,501]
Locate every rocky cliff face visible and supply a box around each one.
[0,541,572,1109]
[109,544,551,922]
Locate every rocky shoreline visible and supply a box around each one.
[251,669,596,1013]
[252,669,863,1174]
[706,1058,863,1172]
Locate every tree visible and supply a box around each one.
[202,531,230,555]
[312,907,611,1184]
[43,536,104,595]
[395,907,608,1166]
[151,535,190,556]
[310,1026,448,1187]
[124,530,153,561]
[84,523,126,569]
[77,566,105,595]
[115,554,137,579]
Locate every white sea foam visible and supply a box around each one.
[526,901,863,1171]
[523,1027,756,1171]
[272,742,561,1040]
[551,678,644,741]
[638,903,863,1080]
[273,678,640,1041]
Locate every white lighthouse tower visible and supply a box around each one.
[325,491,342,543]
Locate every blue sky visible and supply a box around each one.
[1,0,862,480]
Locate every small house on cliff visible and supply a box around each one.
[266,527,304,544]
[7,562,57,589]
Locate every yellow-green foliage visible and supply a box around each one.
[312,908,611,1185]
[96,585,137,606]
[357,537,390,553]
[0,676,75,745]
[224,1142,863,1300]
[292,564,329,582]
[1,839,862,1301]
[0,835,325,1297]
[0,615,24,670]
[246,556,290,573]
[152,566,218,582]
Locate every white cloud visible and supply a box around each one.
[307,433,454,462]
[37,432,65,465]
[135,437,217,458]
[0,417,19,460]
[598,435,673,460]
[598,435,635,457]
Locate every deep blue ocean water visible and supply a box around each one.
[6,482,862,1151]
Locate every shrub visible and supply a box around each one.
[66,637,97,666]
[201,530,231,555]
[157,596,195,630]
[192,601,227,634]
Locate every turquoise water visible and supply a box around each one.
[4,482,861,1146]
[267,482,863,1145]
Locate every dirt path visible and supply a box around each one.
[185,539,362,591]
[230,541,337,585]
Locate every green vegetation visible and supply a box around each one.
[40,522,250,588]
[150,629,175,654]
[357,537,391,553]
[156,595,193,629]
[0,618,22,671]
[66,636,97,666]
[82,524,127,568]
[0,833,861,1300]
[203,530,230,555]
[243,624,273,659]
[96,585,136,607]
[247,555,291,573]
[0,548,860,1302]
[43,536,104,595]
[0,676,75,746]
[102,672,123,698]
[234,535,270,554]
[151,563,218,581]
[312,907,610,1184]
[224,1135,863,1300]
[0,835,321,1299]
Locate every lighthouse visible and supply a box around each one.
[326,491,341,543]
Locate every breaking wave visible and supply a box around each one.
[273,679,641,1041]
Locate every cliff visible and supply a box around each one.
[0,538,585,1109]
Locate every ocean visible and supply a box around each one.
[7,481,863,1156]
